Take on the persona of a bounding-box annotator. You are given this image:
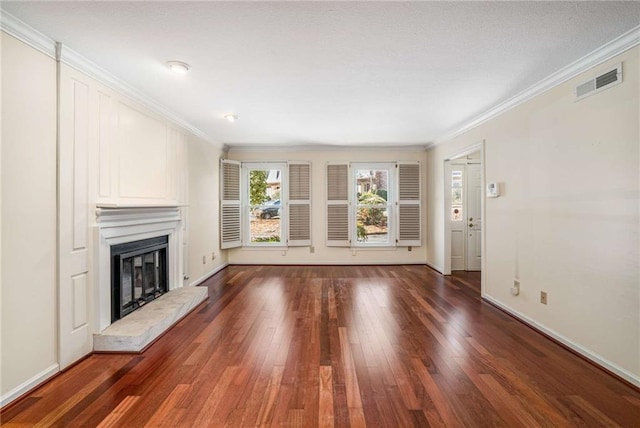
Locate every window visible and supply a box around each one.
[354,165,393,245]
[451,170,463,221]
[220,160,310,248]
[326,161,421,247]
[247,165,284,244]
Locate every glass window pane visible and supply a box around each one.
[143,253,155,295]
[249,168,281,243]
[357,207,389,243]
[133,256,143,299]
[356,169,388,203]
[355,168,391,245]
[122,258,133,307]
[451,170,463,221]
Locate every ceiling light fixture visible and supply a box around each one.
[224,114,239,123]
[167,61,190,74]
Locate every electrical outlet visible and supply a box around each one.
[540,291,548,305]
[211,252,216,260]
[202,255,206,264]
[408,246,412,252]
[309,246,315,254]
[511,279,520,296]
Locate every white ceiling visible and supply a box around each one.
[3,1,639,147]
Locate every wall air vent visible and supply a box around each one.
[574,63,622,101]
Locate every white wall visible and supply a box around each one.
[1,33,58,399]
[227,149,428,265]
[427,46,639,384]
[186,135,228,284]
[0,33,227,405]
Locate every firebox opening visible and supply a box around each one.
[111,235,169,323]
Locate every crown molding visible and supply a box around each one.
[1,9,214,145]
[227,143,430,153]
[0,9,56,58]
[58,45,213,143]
[433,25,640,147]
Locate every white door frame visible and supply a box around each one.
[443,140,486,295]
[465,162,482,271]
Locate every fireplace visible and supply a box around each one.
[95,206,183,332]
[111,235,169,322]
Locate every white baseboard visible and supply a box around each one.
[1,363,59,408]
[228,261,428,266]
[189,263,229,287]
[482,294,640,388]
[425,261,444,274]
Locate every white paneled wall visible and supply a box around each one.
[57,62,189,368]
[58,68,92,368]
[91,89,185,206]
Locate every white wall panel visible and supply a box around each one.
[98,92,112,198]
[72,274,88,330]
[1,32,58,402]
[117,103,168,200]
[72,80,89,250]
[187,135,227,284]
[58,67,92,369]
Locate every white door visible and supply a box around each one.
[466,163,482,271]
[449,164,465,271]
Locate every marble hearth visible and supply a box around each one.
[94,286,207,352]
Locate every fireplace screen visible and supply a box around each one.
[111,236,168,322]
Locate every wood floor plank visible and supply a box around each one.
[319,366,335,427]
[95,395,140,428]
[3,266,639,427]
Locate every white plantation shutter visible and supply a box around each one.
[220,159,242,249]
[396,161,421,246]
[326,162,350,246]
[288,162,311,246]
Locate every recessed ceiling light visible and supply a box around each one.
[167,61,190,74]
[224,114,239,123]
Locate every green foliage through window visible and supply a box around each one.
[357,192,387,226]
[250,170,268,205]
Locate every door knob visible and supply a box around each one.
[469,217,473,221]
[469,223,474,228]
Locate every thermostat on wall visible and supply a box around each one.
[486,183,500,198]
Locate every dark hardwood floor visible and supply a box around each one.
[2,265,639,427]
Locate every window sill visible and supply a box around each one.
[350,246,398,251]
[241,245,288,251]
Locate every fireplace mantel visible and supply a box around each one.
[94,205,183,332]
[96,205,181,227]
